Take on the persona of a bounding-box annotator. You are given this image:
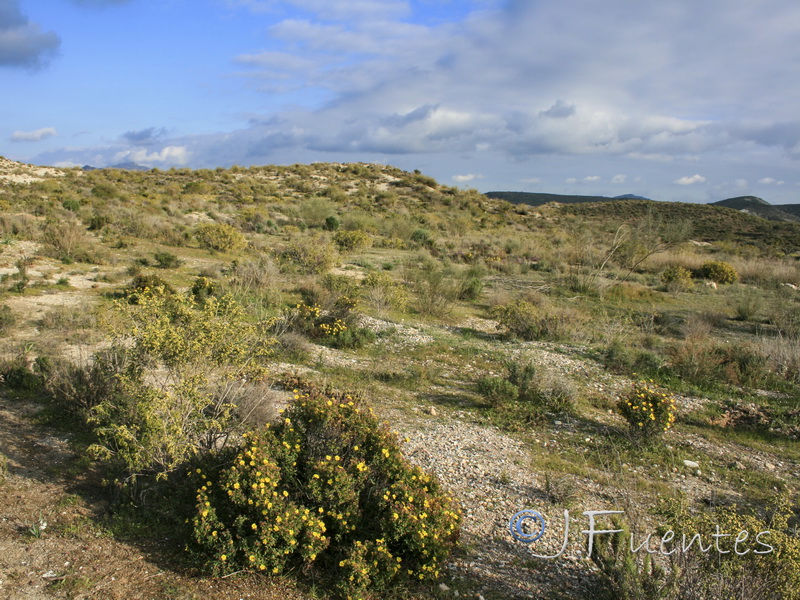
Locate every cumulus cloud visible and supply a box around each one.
[113,145,189,166]
[611,174,627,183]
[674,174,706,185]
[758,177,785,185]
[11,127,57,142]
[0,1,60,68]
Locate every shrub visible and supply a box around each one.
[153,251,181,269]
[62,199,81,212]
[190,387,461,598]
[278,235,337,274]
[656,495,800,600]
[404,259,460,317]
[457,265,485,301]
[617,380,677,440]
[195,223,246,253]
[476,376,519,407]
[699,260,738,284]
[660,266,694,293]
[88,288,274,483]
[0,304,16,335]
[492,299,579,342]
[361,272,410,312]
[730,288,761,321]
[333,229,372,252]
[323,215,340,231]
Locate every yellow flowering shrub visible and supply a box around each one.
[618,380,677,440]
[190,384,461,598]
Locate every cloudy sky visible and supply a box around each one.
[2,0,799,203]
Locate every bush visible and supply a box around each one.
[195,223,246,253]
[699,260,738,284]
[323,215,340,231]
[361,272,410,312]
[404,258,460,317]
[660,266,694,293]
[617,380,677,441]
[0,304,16,335]
[190,386,461,598]
[476,376,519,407]
[333,230,372,252]
[88,288,274,483]
[153,251,182,269]
[492,299,580,341]
[278,235,338,274]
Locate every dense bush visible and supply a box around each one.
[492,298,579,341]
[476,376,519,406]
[190,386,461,598]
[660,266,694,292]
[333,229,372,252]
[153,251,181,269]
[699,260,738,284]
[622,495,800,600]
[88,288,274,482]
[278,234,338,274]
[194,222,246,253]
[617,380,677,440]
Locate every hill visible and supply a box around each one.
[0,157,799,599]
[485,190,640,205]
[712,195,800,223]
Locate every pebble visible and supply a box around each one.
[683,460,700,469]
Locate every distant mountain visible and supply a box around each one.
[83,162,151,171]
[485,191,652,206]
[711,196,800,223]
[613,194,652,201]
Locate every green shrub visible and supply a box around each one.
[617,380,677,440]
[656,495,800,600]
[457,265,485,301]
[190,386,461,598]
[476,376,519,406]
[88,288,274,483]
[62,199,81,212]
[660,266,694,292]
[278,235,338,274]
[195,223,246,253]
[699,260,738,284]
[404,258,460,317]
[323,215,340,231]
[492,299,580,341]
[0,304,15,335]
[153,251,181,269]
[361,272,410,312]
[730,288,761,321]
[333,230,372,252]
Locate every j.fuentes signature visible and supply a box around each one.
[509,509,774,559]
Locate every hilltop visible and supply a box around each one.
[0,157,799,599]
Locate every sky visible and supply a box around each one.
[2,0,800,204]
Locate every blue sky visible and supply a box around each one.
[2,0,800,203]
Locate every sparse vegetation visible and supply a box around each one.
[0,158,799,600]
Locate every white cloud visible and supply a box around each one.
[452,173,483,183]
[520,177,541,184]
[734,178,748,188]
[674,174,706,185]
[758,177,785,185]
[611,174,627,183]
[11,127,57,142]
[113,145,189,166]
